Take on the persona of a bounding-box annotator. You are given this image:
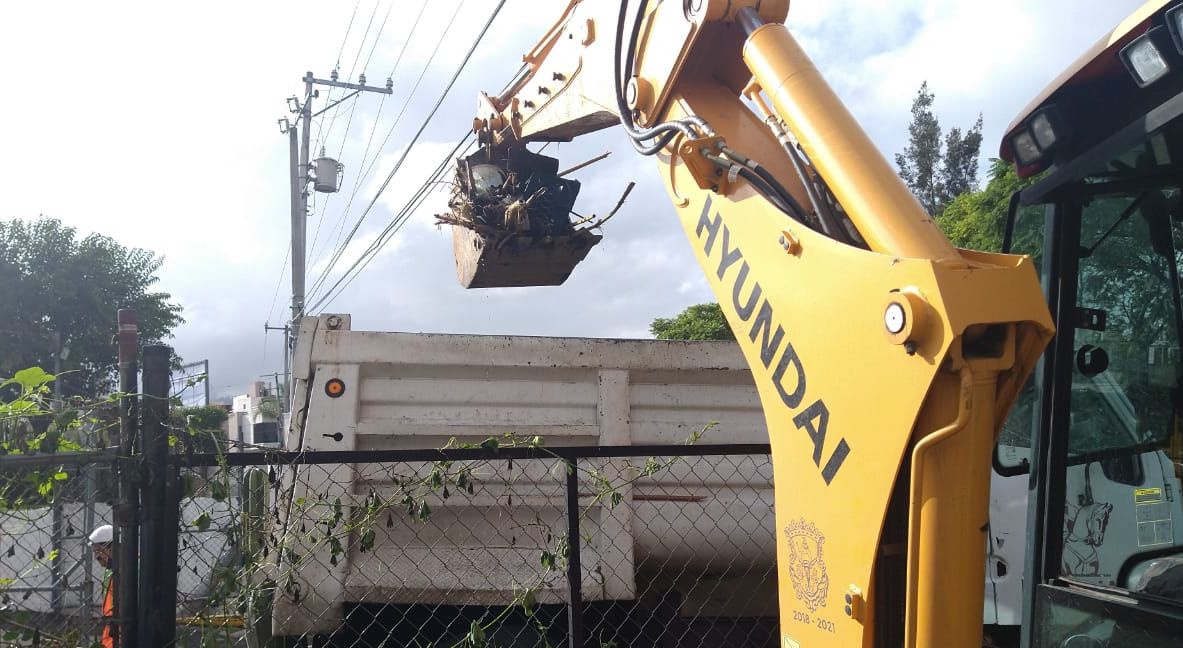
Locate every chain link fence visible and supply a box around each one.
[0,454,116,647]
[164,444,777,648]
[0,445,778,647]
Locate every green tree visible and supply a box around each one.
[895,82,984,215]
[172,405,229,453]
[650,303,735,341]
[896,82,943,214]
[0,217,184,398]
[943,115,985,201]
[937,159,1041,252]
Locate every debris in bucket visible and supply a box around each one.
[437,147,587,241]
[572,181,635,230]
[436,146,635,288]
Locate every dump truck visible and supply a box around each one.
[271,314,773,639]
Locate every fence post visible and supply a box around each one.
[50,500,63,611]
[81,463,97,643]
[116,309,139,648]
[565,457,584,648]
[139,344,172,647]
[159,457,181,647]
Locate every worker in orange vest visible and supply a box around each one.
[89,524,116,648]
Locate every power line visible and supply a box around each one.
[289,76,394,326]
[322,47,522,304]
[308,0,477,300]
[310,143,464,312]
[386,1,430,79]
[312,38,537,310]
[348,0,381,78]
[309,135,475,312]
[343,0,499,254]
[306,0,432,272]
[311,0,468,297]
[321,0,392,152]
[334,0,361,71]
[309,0,503,301]
[322,0,410,154]
[362,0,395,74]
[352,0,461,189]
[308,95,387,266]
[308,96,384,264]
[265,247,291,325]
[307,0,408,269]
[314,0,382,158]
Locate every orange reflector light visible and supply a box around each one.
[325,378,346,398]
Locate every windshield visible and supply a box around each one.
[1051,136,1183,617]
[1072,183,1183,461]
[998,133,1183,463]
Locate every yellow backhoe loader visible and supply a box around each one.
[441,1,1183,646]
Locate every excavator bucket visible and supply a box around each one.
[451,226,601,288]
[439,147,602,288]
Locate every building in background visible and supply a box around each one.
[230,381,283,451]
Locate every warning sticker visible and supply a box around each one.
[1135,487,1173,547]
[1135,488,1164,504]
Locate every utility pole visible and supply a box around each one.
[287,116,303,324]
[295,71,313,323]
[276,69,392,418]
[282,69,393,325]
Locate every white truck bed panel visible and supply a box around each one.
[272,315,772,635]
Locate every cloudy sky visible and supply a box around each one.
[0,0,1146,401]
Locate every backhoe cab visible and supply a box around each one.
[998,0,1183,645]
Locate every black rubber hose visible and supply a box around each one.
[613,0,700,153]
[718,163,819,230]
[734,165,809,224]
[748,164,814,226]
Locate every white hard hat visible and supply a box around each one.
[88,524,113,545]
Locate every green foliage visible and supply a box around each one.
[895,82,984,215]
[0,367,110,519]
[255,397,281,421]
[896,82,943,213]
[174,405,229,431]
[649,303,735,341]
[0,217,184,398]
[0,367,96,455]
[936,159,1043,252]
[3,367,55,393]
[191,512,212,531]
[172,405,229,453]
[943,115,985,201]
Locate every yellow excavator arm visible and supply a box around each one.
[453,2,1056,646]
